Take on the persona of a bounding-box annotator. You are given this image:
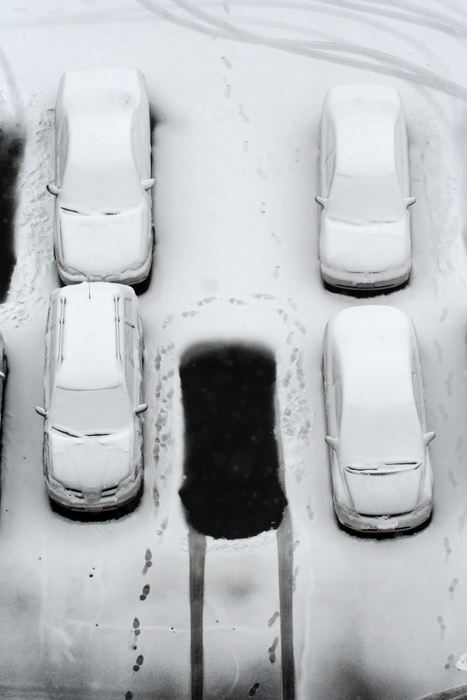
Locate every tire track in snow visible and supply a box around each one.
[173,0,465,92]
[304,0,467,37]
[220,0,465,49]
[136,0,467,99]
[188,527,206,700]
[276,506,296,699]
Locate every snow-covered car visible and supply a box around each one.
[47,68,155,285]
[35,282,147,511]
[323,305,435,532]
[316,84,415,290]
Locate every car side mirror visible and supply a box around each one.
[135,403,148,415]
[325,435,338,450]
[423,430,436,445]
[315,195,327,209]
[141,178,155,191]
[35,406,47,418]
[46,183,60,196]
[405,196,416,208]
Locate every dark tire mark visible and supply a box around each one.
[179,343,287,539]
[0,357,8,507]
[277,506,295,699]
[189,527,206,700]
[0,126,24,302]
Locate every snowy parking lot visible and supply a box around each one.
[0,1,466,698]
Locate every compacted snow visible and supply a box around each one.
[0,1,466,698]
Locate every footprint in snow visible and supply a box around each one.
[161,315,173,329]
[143,549,152,574]
[140,584,150,601]
[157,517,168,536]
[268,611,279,627]
[252,293,274,300]
[444,653,455,670]
[448,578,458,599]
[268,636,279,663]
[133,654,144,672]
[197,297,217,306]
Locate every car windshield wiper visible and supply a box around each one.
[51,425,84,438]
[61,207,123,217]
[84,431,112,437]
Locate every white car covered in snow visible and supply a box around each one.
[35,282,147,511]
[323,305,435,532]
[316,84,415,290]
[47,68,155,285]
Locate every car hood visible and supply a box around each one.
[48,427,133,490]
[342,460,424,516]
[320,215,409,273]
[58,203,149,276]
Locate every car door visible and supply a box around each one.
[123,295,144,462]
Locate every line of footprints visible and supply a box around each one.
[125,548,153,697]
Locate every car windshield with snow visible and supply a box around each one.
[36,282,147,512]
[323,305,435,532]
[48,68,155,285]
[316,84,415,290]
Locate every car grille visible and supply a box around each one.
[65,485,119,500]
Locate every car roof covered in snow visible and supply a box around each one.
[328,305,416,408]
[326,305,424,463]
[322,84,404,177]
[57,68,146,115]
[57,68,148,211]
[52,282,136,391]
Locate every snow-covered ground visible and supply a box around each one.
[0,1,466,698]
